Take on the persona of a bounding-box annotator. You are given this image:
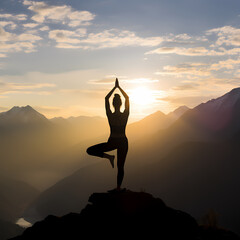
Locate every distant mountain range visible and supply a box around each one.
[22,87,240,235]
[127,106,190,141]
[0,104,189,141]
[0,103,189,189]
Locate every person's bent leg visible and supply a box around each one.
[86,142,115,168]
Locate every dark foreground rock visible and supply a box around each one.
[10,190,239,240]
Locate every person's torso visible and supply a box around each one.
[108,112,128,138]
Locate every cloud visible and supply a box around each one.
[146,46,211,56]
[172,83,199,91]
[89,77,116,84]
[210,58,240,71]
[145,46,240,56]
[89,76,159,84]
[207,25,240,46]
[52,29,163,49]
[81,29,163,48]
[164,33,208,45]
[145,26,240,57]
[23,23,39,28]
[0,13,27,21]
[0,24,42,56]
[156,63,211,76]
[0,21,17,30]
[39,26,49,31]
[0,82,55,95]
[160,95,216,107]
[59,88,106,99]
[49,29,86,44]
[23,0,95,27]
[0,26,14,41]
[17,33,42,42]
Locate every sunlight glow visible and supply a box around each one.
[130,86,156,106]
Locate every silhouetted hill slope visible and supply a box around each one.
[0,219,23,240]
[138,87,240,158]
[173,88,240,140]
[0,177,39,223]
[167,105,190,120]
[13,190,239,240]
[127,107,190,141]
[127,110,169,140]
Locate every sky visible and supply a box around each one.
[1,0,240,120]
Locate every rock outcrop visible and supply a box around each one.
[11,190,239,240]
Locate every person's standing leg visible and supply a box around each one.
[116,138,128,189]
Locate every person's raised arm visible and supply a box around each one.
[115,78,129,115]
[105,85,116,116]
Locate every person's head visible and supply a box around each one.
[113,93,122,111]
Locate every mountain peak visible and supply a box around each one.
[171,105,189,114]
[143,110,166,119]
[168,105,190,120]
[229,87,240,94]
[0,105,49,127]
[9,105,34,114]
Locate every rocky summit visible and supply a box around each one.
[11,190,239,240]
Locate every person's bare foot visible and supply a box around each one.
[109,155,115,168]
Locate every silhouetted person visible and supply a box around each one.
[87,78,129,192]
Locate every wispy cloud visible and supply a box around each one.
[50,29,163,49]
[172,83,199,91]
[160,95,216,107]
[146,46,240,56]
[23,23,39,28]
[89,76,159,84]
[0,21,17,30]
[49,29,87,44]
[0,82,55,95]
[210,58,240,71]
[206,25,240,46]
[0,13,27,21]
[156,63,211,77]
[23,0,95,27]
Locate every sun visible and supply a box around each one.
[129,86,155,106]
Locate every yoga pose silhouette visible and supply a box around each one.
[87,78,129,192]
